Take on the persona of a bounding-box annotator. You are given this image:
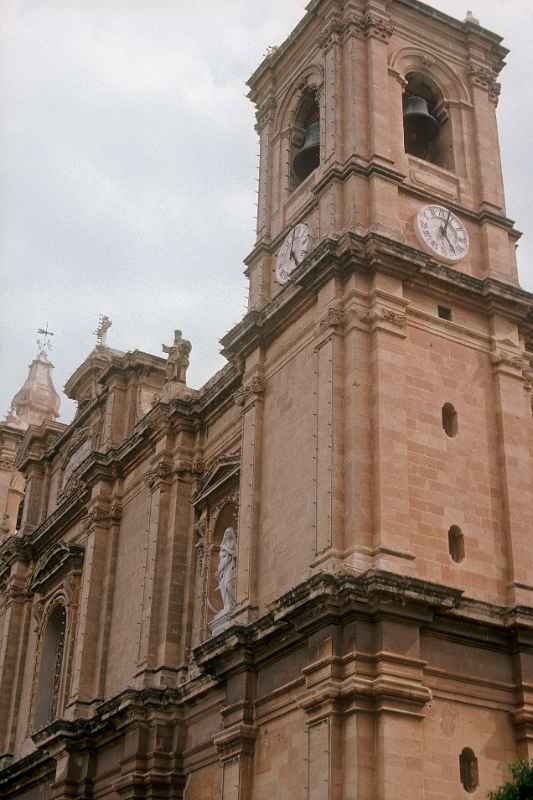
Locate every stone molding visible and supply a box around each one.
[357,12,395,42]
[213,723,257,761]
[469,62,501,105]
[29,542,84,596]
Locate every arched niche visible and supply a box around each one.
[389,47,471,177]
[273,64,324,197]
[207,501,239,622]
[34,603,67,730]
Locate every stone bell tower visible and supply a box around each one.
[246,0,518,312]
[216,3,533,796]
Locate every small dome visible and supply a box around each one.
[6,350,61,430]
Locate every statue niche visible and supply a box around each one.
[208,503,238,637]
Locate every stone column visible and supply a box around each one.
[301,628,344,800]
[0,544,32,760]
[233,366,265,625]
[136,454,174,686]
[318,17,345,240]
[311,291,345,573]
[371,616,430,800]
[214,724,256,800]
[366,274,413,572]
[66,488,114,716]
[20,462,45,535]
[360,6,401,239]
[468,64,518,282]
[490,331,533,608]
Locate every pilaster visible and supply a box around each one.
[0,544,32,758]
[490,321,533,608]
[233,363,265,625]
[367,273,412,573]
[66,487,115,716]
[311,283,345,574]
[214,724,256,800]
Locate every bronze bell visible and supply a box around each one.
[403,95,439,158]
[293,120,320,181]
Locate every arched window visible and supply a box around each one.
[448,526,465,563]
[34,604,66,729]
[459,748,479,793]
[403,73,452,169]
[291,89,320,188]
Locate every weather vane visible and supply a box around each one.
[37,323,55,353]
[93,314,112,347]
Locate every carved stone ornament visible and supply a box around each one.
[318,17,344,51]
[234,375,265,407]
[363,307,407,330]
[144,460,173,490]
[490,349,525,371]
[357,12,395,41]
[29,542,84,595]
[469,63,501,105]
[255,95,277,131]
[319,305,345,333]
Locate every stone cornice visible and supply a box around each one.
[193,570,463,678]
[245,158,520,270]
[222,231,533,363]
[15,421,67,473]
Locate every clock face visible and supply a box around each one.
[415,205,469,263]
[275,223,311,284]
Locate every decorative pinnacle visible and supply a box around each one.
[465,10,480,25]
[37,323,55,353]
[93,314,112,347]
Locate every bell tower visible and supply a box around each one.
[246,0,518,310]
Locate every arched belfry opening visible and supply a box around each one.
[403,73,452,170]
[291,88,320,188]
[34,604,67,729]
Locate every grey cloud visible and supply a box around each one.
[1,0,532,422]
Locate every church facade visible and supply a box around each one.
[1,1,532,798]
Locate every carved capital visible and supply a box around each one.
[255,95,276,131]
[213,723,257,761]
[234,374,265,408]
[83,506,111,532]
[318,17,344,51]
[363,307,407,331]
[490,349,525,371]
[319,305,345,333]
[358,12,394,42]
[469,63,501,105]
[144,460,173,490]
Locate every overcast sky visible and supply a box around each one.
[1,0,532,422]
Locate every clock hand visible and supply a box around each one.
[441,229,456,254]
[441,209,452,237]
[289,229,297,263]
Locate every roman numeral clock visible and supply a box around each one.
[415,205,470,263]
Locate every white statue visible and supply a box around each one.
[216,527,237,616]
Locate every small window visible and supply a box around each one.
[438,305,452,321]
[442,403,458,438]
[448,526,465,563]
[459,748,479,793]
[291,89,320,188]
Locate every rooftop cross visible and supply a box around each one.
[37,323,55,353]
[93,314,112,347]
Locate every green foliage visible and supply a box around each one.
[489,760,533,800]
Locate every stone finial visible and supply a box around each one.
[162,330,192,385]
[465,10,480,25]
